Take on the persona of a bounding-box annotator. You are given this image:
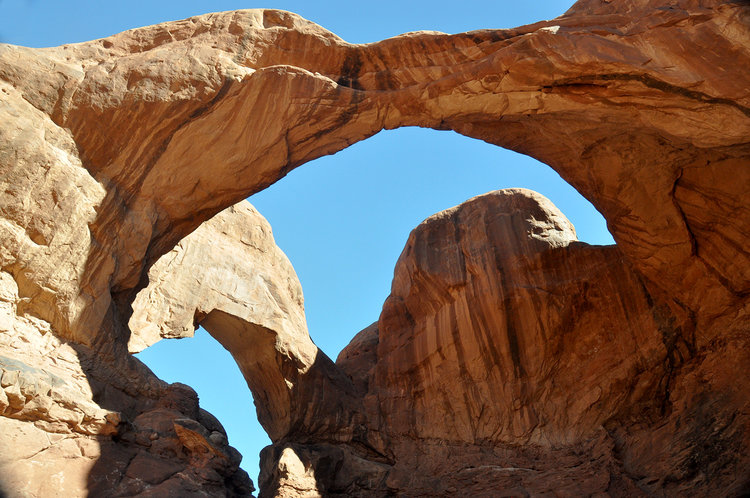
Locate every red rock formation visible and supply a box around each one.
[0,0,748,496]
[330,188,748,496]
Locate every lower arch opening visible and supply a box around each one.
[134,326,270,489]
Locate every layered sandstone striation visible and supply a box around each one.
[0,0,748,496]
[330,189,748,496]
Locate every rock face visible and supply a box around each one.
[369,189,661,447]
[330,189,747,496]
[129,200,361,450]
[0,0,749,496]
[0,280,253,496]
[129,201,320,441]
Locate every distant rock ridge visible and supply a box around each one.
[0,0,748,496]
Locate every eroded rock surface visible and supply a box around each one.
[130,201,358,443]
[255,187,748,496]
[0,268,253,496]
[0,0,748,496]
[330,189,749,496]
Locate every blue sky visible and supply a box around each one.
[1,0,612,487]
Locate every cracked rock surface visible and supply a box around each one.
[0,0,749,496]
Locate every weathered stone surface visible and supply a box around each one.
[129,201,307,354]
[1,0,747,346]
[86,382,254,497]
[0,255,252,495]
[0,0,748,496]
[370,190,660,444]
[257,187,747,496]
[129,200,323,442]
[329,188,746,496]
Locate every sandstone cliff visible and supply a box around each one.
[331,188,748,496]
[0,0,748,496]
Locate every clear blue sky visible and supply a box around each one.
[1,0,612,487]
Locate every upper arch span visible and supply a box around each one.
[2,3,748,341]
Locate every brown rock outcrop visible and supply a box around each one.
[0,0,748,496]
[0,274,253,496]
[369,189,662,446]
[129,201,315,441]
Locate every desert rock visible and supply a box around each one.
[0,0,748,496]
[129,200,358,443]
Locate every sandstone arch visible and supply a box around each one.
[2,1,747,341]
[0,0,749,495]
[128,201,360,444]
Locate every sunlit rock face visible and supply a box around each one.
[0,0,749,496]
[129,201,318,442]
